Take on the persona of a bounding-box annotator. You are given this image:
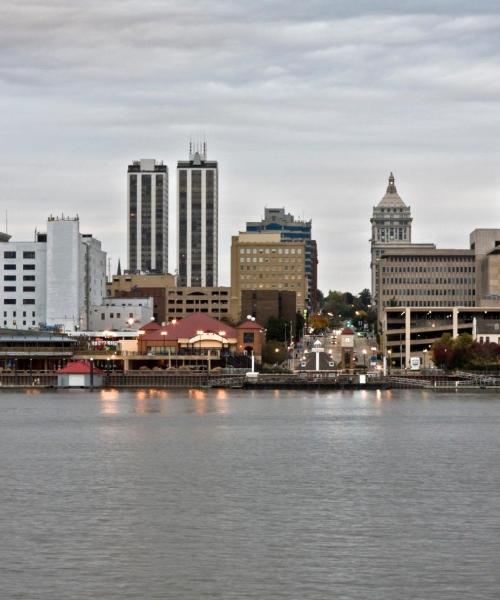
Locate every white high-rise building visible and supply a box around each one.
[0,216,106,331]
[177,143,218,287]
[127,159,168,273]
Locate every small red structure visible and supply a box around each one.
[58,360,104,375]
[57,360,103,388]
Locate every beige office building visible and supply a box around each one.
[106,273,230,323]
[230,232,307,322]
[165,287,231,321]
[377,248,477,315]
[377,229,500,320]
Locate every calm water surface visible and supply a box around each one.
[1,388,500,599]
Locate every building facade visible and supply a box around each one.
[89,297,153,331]
[246,208,318,311]
[165,287,230,321]
[127,159,168,273]
[470,228,500,305]
[0,216,106,331]
[376,229,500,323]
[241,289,297,326]
[370,174,425,303]
[106,274,230,323]
[377,248,477,313]
[177,144,218,287]
[106,273,176,323]
[382,306,500,368]
[230,232,307,322]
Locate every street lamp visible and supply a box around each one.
[387,349,392,376]
[160,330,168,356]
[423,348,428,369]
[196,330,204,369]
[89,358,94,392]
[362,348,367,370]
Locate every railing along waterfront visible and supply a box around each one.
[0,371,58,387]
[103,371,247,388]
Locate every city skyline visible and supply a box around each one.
[2,2,500,292]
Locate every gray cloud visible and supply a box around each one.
[1,1,500,294]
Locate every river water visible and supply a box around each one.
[1,388,499,599]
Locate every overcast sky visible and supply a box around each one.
[1,1,500,294]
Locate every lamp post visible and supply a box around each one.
[90,358,94,392]
[160,330,167,355]
[387,349,392,376]
[362,348,367,371]
[196,330,204,371]
[423,348,428,370]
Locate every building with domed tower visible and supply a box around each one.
[370,173,434,306]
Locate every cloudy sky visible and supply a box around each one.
[2,0,500,294]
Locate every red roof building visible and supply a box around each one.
[57,360,104,375]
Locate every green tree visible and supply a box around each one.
[358,288,371,308]
[262,341,287,365]
[266,316,287,341]
[295,311,305,342]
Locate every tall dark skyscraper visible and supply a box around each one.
[177,143,218,287]
[127,159,168,273]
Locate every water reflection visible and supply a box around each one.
[188,388,207,415]
[100,388,119,415]
[25,388,41,396]
[214,388,228,415]
[185,388,230,415]
[134,389,170,415]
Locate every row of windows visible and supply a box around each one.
[3,299,35,304]
[3,275,35,281]
[382,278,474,285]
[3,251,36,259]
[382,265,474,273]
[377,229,408,241]
[241,283,303,295]
[382,256,474,263]
[3,264,36,271]
[239,247,302,255]
[241,274,301,280]
[383,289,475,297]
[240,265,303,273]
[383,300,475,307]
[167,290,228,297]
[168,308,229,314]
[167,299,228,305]
[3,320,37,326]
[240,257,300,264]
[3,311,36,317]
[378,208,406,213]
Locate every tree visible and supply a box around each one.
[309,314,330,333]
[295,311,305,342]
[432,333,475,370]
[316,289,325,309]
[358,288,371,308]
[266,316,287,342]
[262,341,287,365]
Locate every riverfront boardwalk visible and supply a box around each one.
[1,370,500,391]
